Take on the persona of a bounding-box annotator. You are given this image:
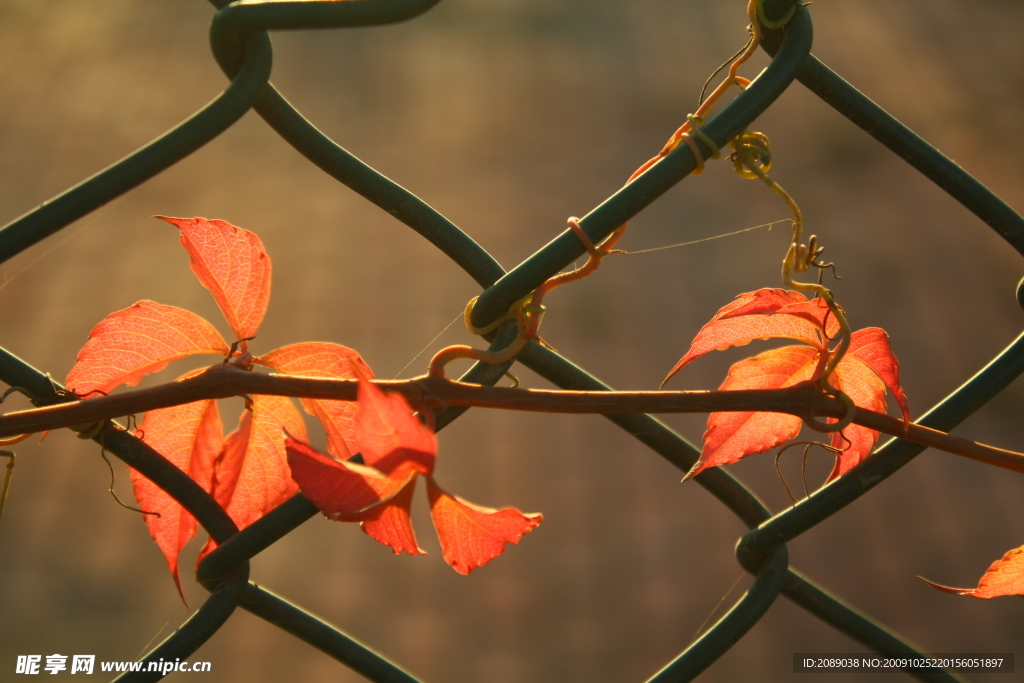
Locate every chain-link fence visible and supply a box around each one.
[1,0,1023,681]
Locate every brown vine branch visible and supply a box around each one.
[1,363,1022,475]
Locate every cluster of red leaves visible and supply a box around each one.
[65,217,541,598]
[62,221,1023,601]
[285,377,542,575]
[666,288,1024,599]
[663,288,910,482]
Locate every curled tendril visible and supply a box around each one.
[0,388,33,446]
[775,439,845,502]
[802,388,857,435]
[74,421,106,440]
[0,386,25,404]
[729,131,772,178]
[0,433,31,447]
[755,0,796,30]
[98,440,160,518]
[428,216,619,377]
[698,31,754,107]
[681,115,723,175]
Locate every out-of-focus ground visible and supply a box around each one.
[1,1,1023,681]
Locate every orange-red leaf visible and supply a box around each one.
[714,288,808,320]
[846,327,910,424]
[921,545,1024,598]
[773,299,841,337]
[687,345,820,480]
[664,289,828,386]
[285,435,424,555]
[826,353,888,480]
[426,477,542,575]
[285,434,410,519]
[212,394,307,532]
[258,343,373,459]
[131,395,222,600]
[360,476,424,556]
[66,300,229,397]
[158,216,271,343]
[355,376,436,477]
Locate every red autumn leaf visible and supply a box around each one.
[130,390,222,600]
[286,435,424,556]
[921,545,1024,598]
[686,345,819,480]
[826,350,888,480]
[672,289,909,482]
[845,327,910,424]
[285,434,410,519]
[287,394,542,569]
[663,289,828,386]
[772,299,841,337]
[714,287,808,320]
[65,300,229,397]
[426,477,542,575]
[355,376,436,477]
[158,216,271,344]
[258,342,373,460]
[211,394,307,533]
[360,476,424,556]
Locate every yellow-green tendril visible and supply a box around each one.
[687,114,722,160]
[730,131,856,433]
[429,216,619,378]
[681,115,722,175]
[755,0,796,30]
[73,421,106,440]
[463,292,534,337]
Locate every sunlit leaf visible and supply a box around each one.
[158,216,271,344]
[66,300,228,397]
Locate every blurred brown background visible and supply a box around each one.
[1,0,1023,681]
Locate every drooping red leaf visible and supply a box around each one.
[130,392,222,600]
[426,477,542,575]
[664,290,828,386]
[686,345,821,480]
[158,216,271,344]
[66,300,229,397]
[921,545,1024,598]
[826,354,888,480]
[845,327,910,425]
[211,394,307,532]
[258,343,373,459]
[355,376,436,477]
[285,434,411,519]
[360,476,424,556]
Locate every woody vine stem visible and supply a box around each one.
[0,365,1022,477]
